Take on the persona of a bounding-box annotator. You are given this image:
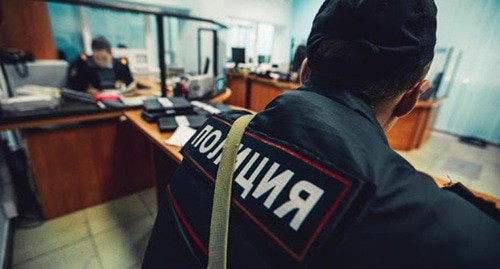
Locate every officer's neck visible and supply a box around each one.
[374,80,429,132]
[373,95,404,133]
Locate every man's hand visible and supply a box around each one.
[87,87,100,96]
[423,171,500,209]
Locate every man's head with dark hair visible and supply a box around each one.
[304,0,437,107]
[91,36,111,53]
[310,39,431,106]
[91,36,112,68]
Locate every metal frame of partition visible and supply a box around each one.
[197,28,219,76]
[36,0,227,97]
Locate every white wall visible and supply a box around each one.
[431,0,500,144]
[222,0,293,66]
[291,0,323,47]
[223,0,291,26]
[122,0,197,12]
[289,0,500,144]
[122,0,293,67]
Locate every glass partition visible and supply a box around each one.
[86,8,146,49]
[47,1,227,96]
[47,2,84,62]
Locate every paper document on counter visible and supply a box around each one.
[165,126,197,147]
[120,95,148,106]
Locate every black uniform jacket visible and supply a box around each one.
[143,75,500,269]
[67,55,133,92]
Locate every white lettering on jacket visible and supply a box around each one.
[190,124,325,231]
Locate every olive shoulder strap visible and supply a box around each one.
[208,114,254,269]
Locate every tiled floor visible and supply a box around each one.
[397,131,500,198]
[11,188,157,269]
[10,132,499,269]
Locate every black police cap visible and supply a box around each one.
[306,0,437,76]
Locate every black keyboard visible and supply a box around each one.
[157,114,208,132]
[143,97,193,112]
[61,88,95,104]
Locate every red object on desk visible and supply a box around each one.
[95,93,120,101]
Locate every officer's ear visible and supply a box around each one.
[299,58,309,85]
[393,80,430,117]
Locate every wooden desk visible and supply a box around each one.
[248,77,298,111]
[0,110,123,131]
[0,100,158,219]
[226,74,248,108]
[123,104,246,202]
[0,88,233,219]
[123,110,183,204]
[386,98,444,151]
[225,73,299,111]
[125,109,500,210]
[4,102,497,219]
[124,110,182,164]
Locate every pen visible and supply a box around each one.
[97,101,106,109]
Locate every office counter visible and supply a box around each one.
[386,98,444,151]
[1,104,155,219]
[225,74,248,108]
[0,89,232,219]
[226,73,298,111]
[124,110,182,163]
[24,118,155,219]
[249,76,298,111]
[123,105,245,204]
[0,99,128,131]
[1,99,498,220]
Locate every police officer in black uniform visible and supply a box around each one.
[143,0,500,268]
[67,36,133,95]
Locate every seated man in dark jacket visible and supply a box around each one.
[143,0,500,268]
[67,36,133,95]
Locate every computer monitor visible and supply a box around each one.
[258,55,271,64]
[2,60,68,94]
[232,48,245,65]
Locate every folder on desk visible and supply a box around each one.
[61,88,95,104]
[143,97,193,113]
[141,109,197,123]
[157,114,208,132]
[190,101,232,116]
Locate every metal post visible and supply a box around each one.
[197,29,202,75]
[198,28,219,76]
[213,30,218,76]
[156,15,167,97]
[79,7,92,55]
